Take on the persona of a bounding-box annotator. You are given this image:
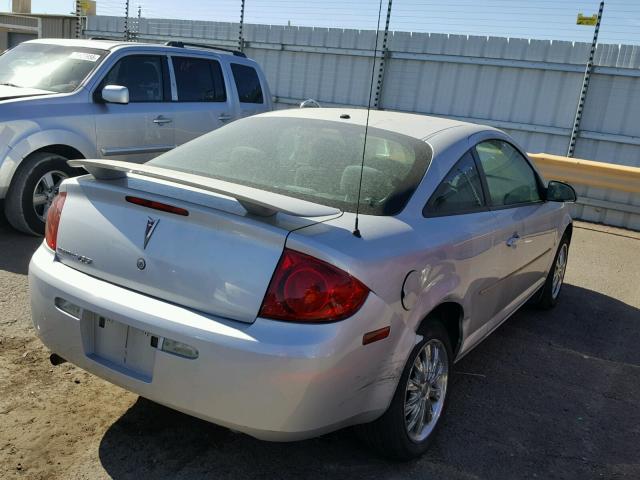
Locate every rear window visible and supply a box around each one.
[230,63,263,103]
[147,116,432,215]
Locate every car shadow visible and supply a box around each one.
[98,283,640,480]
[0,203,42,275]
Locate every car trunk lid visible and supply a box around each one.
[56,165,340,324]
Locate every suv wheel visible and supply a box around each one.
[5,152,78,235]
[357,321,452,460]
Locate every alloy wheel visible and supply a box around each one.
[32,170,68,222]
[552,243,568,299]
[404,339,449,443]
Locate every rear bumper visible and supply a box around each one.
[29,245,408,441]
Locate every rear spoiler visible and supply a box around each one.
[68,159,341,218]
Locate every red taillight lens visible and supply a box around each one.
[125,196,189,216]
[259,249,369,323]
[45,192,67,250]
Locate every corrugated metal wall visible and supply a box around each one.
[40,16,76,39]
[87,15,640,230]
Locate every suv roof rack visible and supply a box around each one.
[164,41,246,58]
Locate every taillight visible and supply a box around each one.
[45,192,66,251]
[259,249,369,323]
[125,196,189,216]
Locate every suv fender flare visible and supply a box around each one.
[0,129,96,197]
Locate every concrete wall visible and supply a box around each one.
[85,16,640,230]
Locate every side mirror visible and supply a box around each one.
[546,180,577,203]
[101,85,129,104]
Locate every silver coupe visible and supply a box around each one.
[29,108,576,459]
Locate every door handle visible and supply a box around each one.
[153,116,172,124]
[218,113,233,121]
[506,233,520,248]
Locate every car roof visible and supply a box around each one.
[24,38,247,58]
[260,108,495,142]
[26,38,138,50]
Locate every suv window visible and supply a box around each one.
[424,151,485,216]
[171,56,226,102]
[475,140,541,206]
[230,63,264,103]
[101,55,168,102]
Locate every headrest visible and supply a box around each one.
[341,165,389,201]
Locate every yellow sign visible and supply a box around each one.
[577,13,598,26]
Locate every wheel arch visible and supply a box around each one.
[29,145,86,162]
[1,129,95,197]
[564,221,573,243]
[416,301,464,358]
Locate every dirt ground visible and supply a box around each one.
[1,212,639,480]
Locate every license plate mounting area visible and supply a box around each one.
[82,313,156,382]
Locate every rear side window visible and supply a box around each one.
[475,140,541,207]
[424,151,485,216]
[171,56,226,102]
[101,55,168,102]
[230,63,264,103]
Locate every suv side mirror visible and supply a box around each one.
[546,180,577,203]
[102,85,129,104]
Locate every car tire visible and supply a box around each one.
[4,152,79,236]
[532,233,571,310]
[357,320,453,461]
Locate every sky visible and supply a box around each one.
[7,0,640,45]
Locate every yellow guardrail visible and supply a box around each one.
[529,153,640,194]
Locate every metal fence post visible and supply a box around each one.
[239,0,246,52]
[567,1,605,157]
[75,0,82,38]
[374,0,393,109]
[123,0,130,41]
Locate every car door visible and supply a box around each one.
[169,55,233,146]
[229,62,267,118]
[94,54,175,163]
[423,150,505,347]
[473,139,556,312]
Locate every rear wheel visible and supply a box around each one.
[5,152,78,235]
[357,321,452,460]
[533,234,570,309]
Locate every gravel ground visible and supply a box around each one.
[1,212,639,480]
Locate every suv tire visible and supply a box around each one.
[5,152,78,236]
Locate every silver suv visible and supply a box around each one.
[0,38,272,234]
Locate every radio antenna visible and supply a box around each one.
[353,0,384,238]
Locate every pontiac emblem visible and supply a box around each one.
[143,217,159,249]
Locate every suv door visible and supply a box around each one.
[474,139,557,308]
[169,55,232,145]
[229,62,267,118]
[94,54,175,163]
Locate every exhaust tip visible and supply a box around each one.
[49,353,67,366]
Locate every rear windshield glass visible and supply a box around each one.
[148,116,432,215]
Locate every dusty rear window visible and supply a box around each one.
[148,116,432,215]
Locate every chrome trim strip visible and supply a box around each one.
[100,145,176,156]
